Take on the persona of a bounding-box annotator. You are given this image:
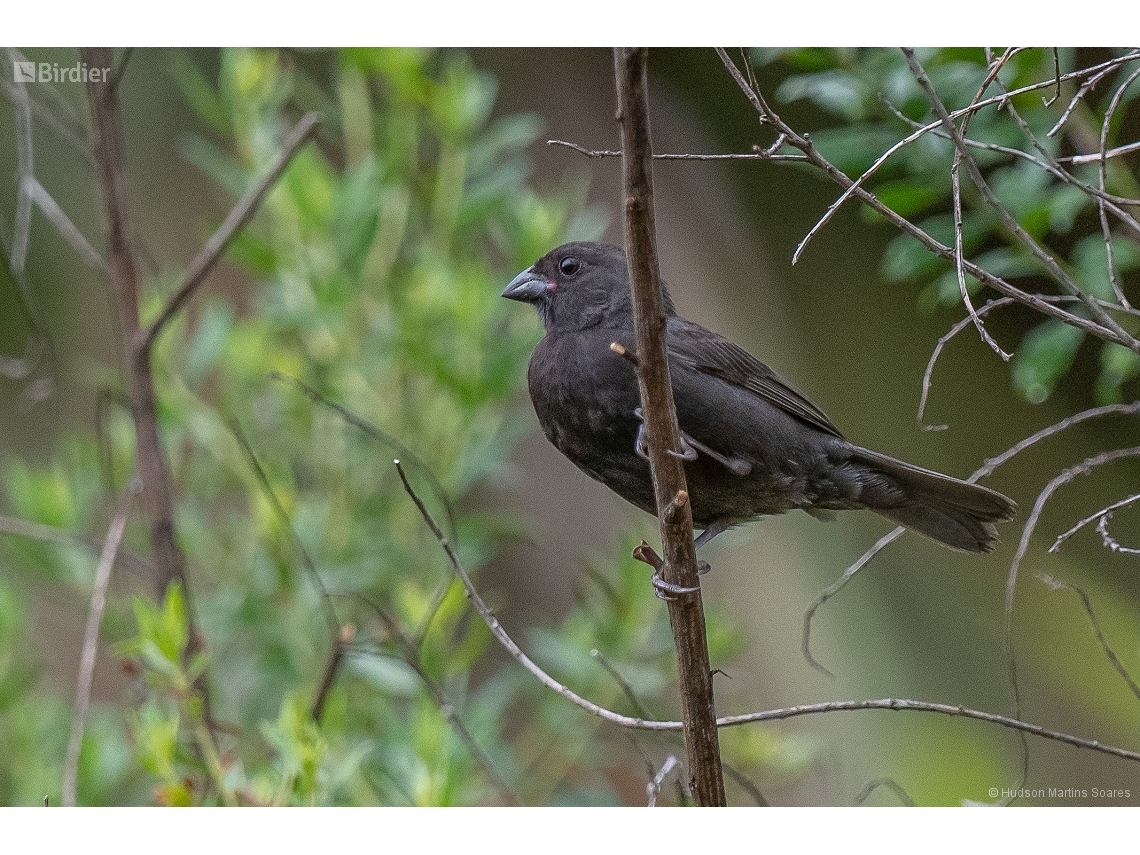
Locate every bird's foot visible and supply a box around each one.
[632,409,749,475]
[634,541,702,601]
[633,408,698,462]
[651,569,701,601]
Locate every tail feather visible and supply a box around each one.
[850,447,1017,553]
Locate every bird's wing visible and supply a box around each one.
[666,316,844,439]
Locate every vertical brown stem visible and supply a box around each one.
[82,47,212,724]
[613,47,726,806]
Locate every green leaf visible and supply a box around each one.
[1012,319,1085,404]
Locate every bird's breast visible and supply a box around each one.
[526,331,655,511]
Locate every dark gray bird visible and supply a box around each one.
[503,241,1016,554]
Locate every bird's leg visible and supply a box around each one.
[632,409,750,476]
[691,522,734,577]
[681,435,752,477]
[633,408,697,462]
[694,519,732,550]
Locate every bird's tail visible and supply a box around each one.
[850,447,1016,553]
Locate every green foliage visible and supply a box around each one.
[0,47,772,806]
[753,47,1140,405]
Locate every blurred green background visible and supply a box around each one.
[1,47,1138,806]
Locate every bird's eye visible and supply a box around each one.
[559,257,581,276]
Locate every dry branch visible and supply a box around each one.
[82,45,216,742]
[613,46,726,807]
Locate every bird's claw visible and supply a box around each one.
[651,569,701,601]
[632,408,749,475]
[632,408,699,462]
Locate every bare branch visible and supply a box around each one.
[62,481,138,806]
[547,139,806,162]
[83,45,214,739]
[1036,572,1140,702]
[6,47,35,275]
[615,46,725,806]
[805,402,1140,674]
[1003,445,1140,761]
[591,648,653,720]
[919,298,1017,429]
[646,755,680,807]
[393,458,644,726]
[902,49,1139,354]
[1097,513,1140,556]
[712,698,1140,763]
[271,371,459,545]
[1047,59,1125,137]
[977,401,1140,478]
[1051,492,1140,552]
[396,453,1140,769]
[1096,65,1140,309]
[141,112,320,358]
[1062,141,1140,164]
[803,527,905,678]
[228,417,350,722]
[854,777,916,806]
[22,176,105,269]
[715,48,1137,352]
[355,596,520,805]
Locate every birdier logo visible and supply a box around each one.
[12,60,109,84]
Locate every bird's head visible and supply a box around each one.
[502,241,673,332]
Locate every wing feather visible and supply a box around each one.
[666,316,844,439]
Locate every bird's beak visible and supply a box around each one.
[502,268,552,302]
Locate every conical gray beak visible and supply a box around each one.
[502,268,551,302]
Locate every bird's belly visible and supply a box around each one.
[526,333,852,528]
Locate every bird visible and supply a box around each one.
[503,241,1016,563]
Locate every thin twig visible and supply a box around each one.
[1003,445,1140,777]
[355,596,520,805]
[1098,514,1140,555]
[715,48,1137,352]
[396,453,1140,769]
[6,46,35,276]
[84,44,215,741]
[1042,48,1062,108]
[803,527,905,678]
[918,298,1017,430]
[141,112,321,358]
[547,139,806,162]
[271,371,458,545]
[592,648,688,805]
[1051,492,1140,552]
[723,762,768,806]
[646,755,679,807]
[977,401,1140,477]
[591,649,653,720]
[22,176,106,269]
[62,481,138,806]
[948,48,1017,362]
[804,402,1140,674]
[903,48,1138,354]
[1096,65,1140,309]
[853,777,916,806]
[787,50,1140,266]
[1062,140,1140,164]
[1047,59,1127,137]
[1036,572,1140,702]
[228,417,348,721]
